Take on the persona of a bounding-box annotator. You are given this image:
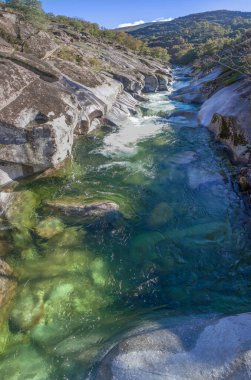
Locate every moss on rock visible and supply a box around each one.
[35,217,65,239]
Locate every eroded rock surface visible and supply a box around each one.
[95,313,251,380]
[46,200,120,221]
[0,8,172,187]
[199,80,251,163]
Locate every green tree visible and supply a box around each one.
[5,0,42,8]
[5,0,47,29]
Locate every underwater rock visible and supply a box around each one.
[47,227,86,248]
[91,258,109,286]
[165,222,227,250]
[95,313,251,380]
[148,202,173,226]
[130,231,165,262]
[9,286,44,332]
[15,248,94,281]
[0,259,16,352]
[0,237,12,257]
[1,190,39,252]
[2,190,38,229]
[169,151,197,165]
[0,259,16,310]
[30,280,113,347]
[188,168,222,189]
[35,217,65,239]
[0,345,53,380]
[45,200,120,221]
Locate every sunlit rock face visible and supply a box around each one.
[0,9,172,187]
[199,80,251,163]
[95,313,251,380]
[171,66,223,104]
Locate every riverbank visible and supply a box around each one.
[0,6,172,188]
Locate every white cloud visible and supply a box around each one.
[152,17,174,22]
[118,20,146,28]
[117,17,174,28]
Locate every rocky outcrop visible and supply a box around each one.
[0,9,172,187]
[95,313,251,380]
[172,63,251,166]
[199,79,251,163]
[172,66,223,103]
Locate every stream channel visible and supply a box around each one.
[1,68,251,379]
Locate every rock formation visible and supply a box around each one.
[0,7,172,187]
[173,66,251,165]
[95,313,251,380]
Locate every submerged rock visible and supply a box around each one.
[45,199,120,221]
[91,258,110,286]
[148,202,173,226]
[9,286,44,332]
[0,259,16,309]
[188,168,222,189]
[169,151,197,165]
[0,345,53,380]
[35,217,65,239]
[130,231,165,262]
[95,313,251,380]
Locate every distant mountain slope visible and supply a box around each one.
[124,10,251,66]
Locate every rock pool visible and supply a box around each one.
[1,69,251,379]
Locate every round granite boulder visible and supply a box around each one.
[94,313,251,380]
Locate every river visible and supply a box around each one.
[1,69,251,379]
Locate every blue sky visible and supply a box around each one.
[41,0,251,28]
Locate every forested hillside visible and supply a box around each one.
[1,0,169,62]
[125,10,251,72]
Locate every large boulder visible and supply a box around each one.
[199,79,251,163]
[0,77,79,169]
[46,199,120,221]
[95,313,251,380]
[156,73,170,91]
[22,30,58,59]
[112,72,144,94]
[142,73,159,93]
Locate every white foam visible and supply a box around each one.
[98,116,168,157]
[98,160,155,179]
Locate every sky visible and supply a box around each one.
[41,0,251,29]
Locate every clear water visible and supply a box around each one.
[1,69,251,380]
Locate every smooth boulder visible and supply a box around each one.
[46,200,120,221]
[95,313,251,380]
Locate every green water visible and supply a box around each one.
[1,69,251,379]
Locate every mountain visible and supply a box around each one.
[124,10,251,65]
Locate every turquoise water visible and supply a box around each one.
[1,69,251,379]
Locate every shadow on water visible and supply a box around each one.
[1,69,251,379]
